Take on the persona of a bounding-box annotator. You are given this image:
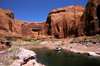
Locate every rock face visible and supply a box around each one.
[0,8,22,38]
[0,8,45,38]
[80,0,100,36]
[14,19,46,38]
[39,5,85,38]
[21,21,45,38]
[10,48,45,66]
[0,38,11,50]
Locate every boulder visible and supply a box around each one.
[10,48,45,66]
[0,38,11,49]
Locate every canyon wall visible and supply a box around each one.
[0,8,22,38]
[39,5,85,38]
[0,8,45,38]
[39,0,100,38]
[80,0,100,36]
[1,0,100,39]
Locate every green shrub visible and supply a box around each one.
[10,46,20,59]
[73,39,76,41]
[31,39,36,41]
[83,38,87,40]
[4,37,16,41]
[51,39,59,41]
[22,38,31,42]
[70,47,72,49]
[41,39,44,42]
[4,56,10,66]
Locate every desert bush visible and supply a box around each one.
[4,56,10,66]
[4,46,20,66]
[73,38,76,41]
[70,47,72,49]
[22,38,31,42]
[83,38,87,40]
[51,39,59,41]
[41,39,44,42]
[4,37,16,41]
[10,46,20,59]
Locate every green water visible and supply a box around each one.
[32,48,100,66]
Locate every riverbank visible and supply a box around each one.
[0,46,45,66]
[21,38,100,57]
[0,36,100,66]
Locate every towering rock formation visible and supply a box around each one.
[80,0,100,35]
[0,8,45,38]
[39,5,85,38]
[0,8,22,38]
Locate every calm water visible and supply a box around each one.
[32,48,100,66]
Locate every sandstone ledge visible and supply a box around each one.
[10,47,45,66]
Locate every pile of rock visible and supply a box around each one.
[10,47,45,66]
[0,38,11,49]
[70,39,100,47]
[68,39,100,56]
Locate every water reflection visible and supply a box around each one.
[32,48,100,66]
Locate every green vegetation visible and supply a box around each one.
[73,38,81,41]
[4,56,10,66]
[22,38,31,42]
[83,38,87,40]
[4,46,20,66]
[4,37,16,41]
[70,47,72,49]
[73,36,100,41]
[90,36,100,39]
[10,46,20,59]
[51,39,59,41]
[22,38,36,42]
[73,38,76,41]
[41,39,44,42]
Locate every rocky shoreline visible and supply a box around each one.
[21,39,100,57]
[0,46,45,66]
[0,38,100,66]
[66,39,100,57]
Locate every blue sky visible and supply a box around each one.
[0,0,88,22]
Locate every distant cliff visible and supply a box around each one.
[0,8,45,38]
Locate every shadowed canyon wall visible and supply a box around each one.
[39,5,85,38]
[80,0,100,36]
[39,0,100,38]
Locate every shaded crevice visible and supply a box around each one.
[56,25,60,32]
[97,5,100,34]
[8,20,12,31]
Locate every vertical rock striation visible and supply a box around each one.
[80,0,100,35]
[39,5,85,38]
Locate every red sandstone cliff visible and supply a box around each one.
[80,0,100,36]
[1,0,100,39]
[0,8,45,38]
[0,8,22,38]
[39,5,85,38]
[14,19,46,38]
